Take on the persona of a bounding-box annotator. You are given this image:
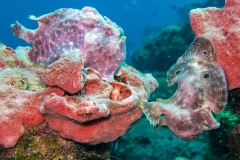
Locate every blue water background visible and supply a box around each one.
[0,0,206,64]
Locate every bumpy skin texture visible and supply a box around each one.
[142,37,227,140]
[190,0,240,89]
[11,7,126,79]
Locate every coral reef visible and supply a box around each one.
[0,43,157,150]
[177,0,224,23]
[40,62,156,145]
[0,44,64,148]
[11,7,126,79]
[0,121,113,160]
[190,0,240,89]
[142,37,227,140]
[131,24,194,73]
[0,2,235,158]
[116,118,210,159]
[0,7,158,151]
[208,88,240,160]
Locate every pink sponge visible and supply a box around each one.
[42,53,85,93]
[190,0,240,89]
[40,64,157,144]
[0,42,158,148]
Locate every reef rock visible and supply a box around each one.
[208,88,240,160]
[131,24,194,73]
[142,37,227,140]
[190,0,240,89]
[11,7,126,79]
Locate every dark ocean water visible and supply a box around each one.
[0,0,207,63]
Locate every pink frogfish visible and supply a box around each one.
[142,37,227,140]
[11,7,126,79]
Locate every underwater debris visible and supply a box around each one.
[142,37,227,140]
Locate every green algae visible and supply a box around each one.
[0,121,112,160]
[10,122,67,160]
[209,104,240,160]
[0,67,46,91]
[174,157,189,160]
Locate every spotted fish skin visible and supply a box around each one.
[142,37,227,140]
[11,7,126,79]
[181,36,215,62]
